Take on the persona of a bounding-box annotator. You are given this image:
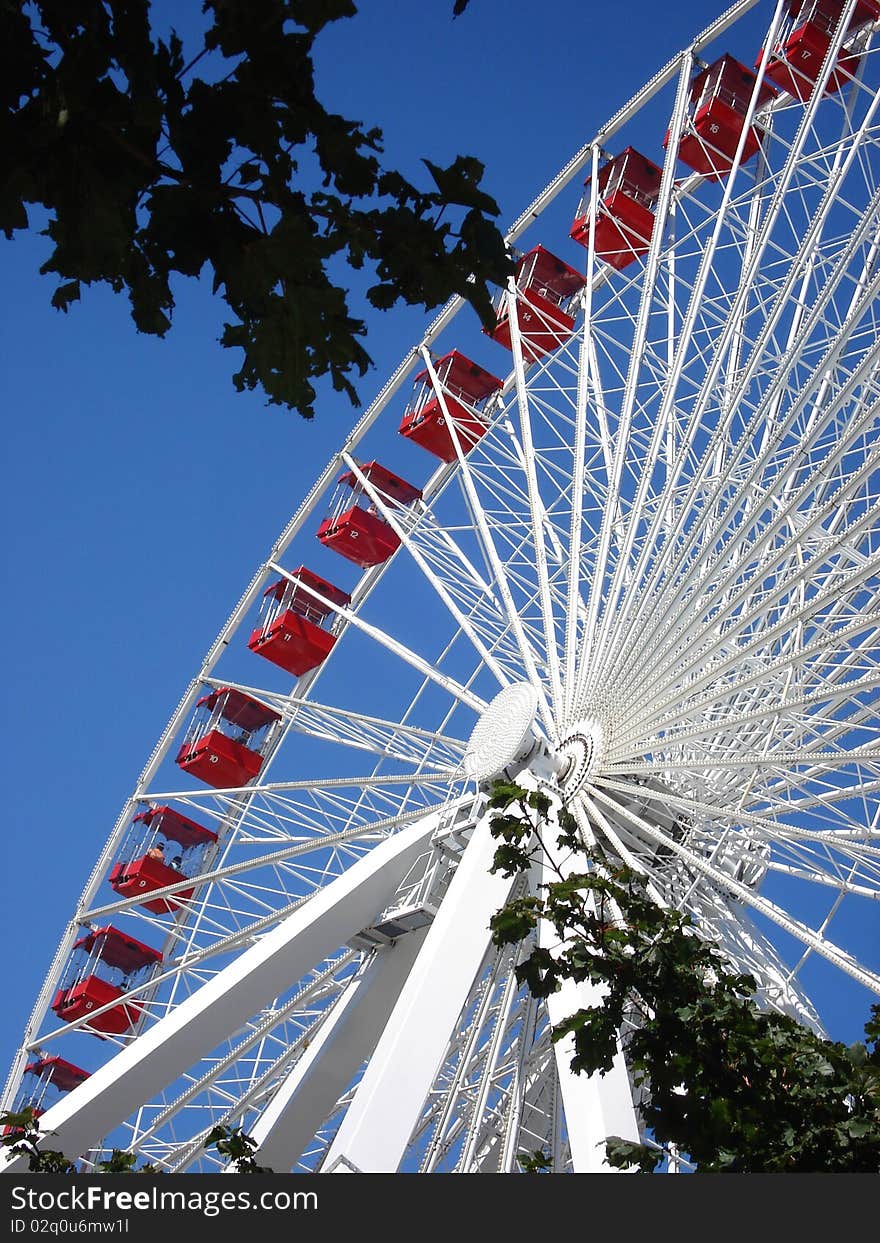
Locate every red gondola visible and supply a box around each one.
[486,246,586,362]
[176,688,281,788]
[51,926,161,1037]
[108,806,218,913]
[666,54,778,179]
[760,0,880,99]
[398,351,503,462]
[2,1057,91,1129]
[570,148,663,270]
[248,567,351,675]
[316,461,422,568]
[22,1056,90,1094]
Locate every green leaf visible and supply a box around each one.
[50,280,81,313]
[237,161,263,185]
[846,1116,875,1138]
[848,1042,868,1067]
[605,1137,662,1173]
[489,897,539,945]
[517,1147,551,1172]
[95,1149,139,1173]
[487,781,527,808]
[5,2,509,414]
[423,156,501,217]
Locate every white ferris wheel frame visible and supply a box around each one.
[4,0,880,1173]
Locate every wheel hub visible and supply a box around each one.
[463,682,539,782]
[557,719,604,799]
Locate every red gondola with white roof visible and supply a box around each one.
[2,1057,90,1132]
[51,927,161,1037]
[108,806,218,913]
[570,148,663,270]
[760,0,880,99]
[248,567,350,675]
[23,1056,90,1094]
[666,53,778,179]
[398,351,503,462]
[176,688,281,788]
[486,246,586,362]
[316,461,422,568]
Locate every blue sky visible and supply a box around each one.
[2,0,873,1099]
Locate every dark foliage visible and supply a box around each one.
[2,0,510,415]
[203,1123,274,1172]
[0,1106,77,1172]
[0,1108,273,1173]
[487,781,880,1172]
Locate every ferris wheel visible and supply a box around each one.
[4,0,880,1173]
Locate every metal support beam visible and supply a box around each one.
[538,791,640,1170]
[320,810,517,1172]
[249,928,428,1171]
[545,977,640,1171]
[5,814,441,1168]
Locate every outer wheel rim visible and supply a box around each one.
[5,0,880,1173]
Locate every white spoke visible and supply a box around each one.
[587,784,880,995]
[267,557,485,713]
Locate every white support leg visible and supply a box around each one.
[539,798,640,1171]
[320,812,517,1173]
[249,927,428,1171]
[6,814,441,1168]
[545,979,640,1172]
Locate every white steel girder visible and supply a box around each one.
[545,978,640,1171]
[320,809,518,1173]
[248,927,429,1171]
[539,814,640,1171]
[4,813,441,1169]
